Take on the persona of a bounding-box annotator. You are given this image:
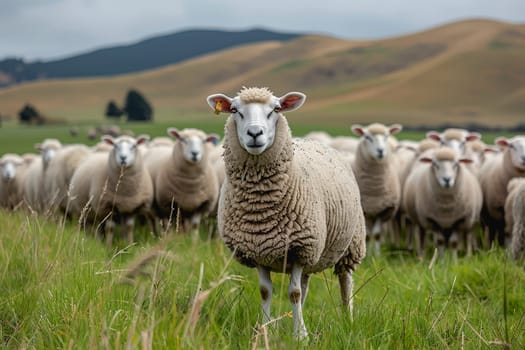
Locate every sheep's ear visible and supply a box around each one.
[136,135,150,145]
[351,125,365,136]
[279,92,306,112]
[459,158,473,164]
[101,135,114,145]
[420,157,433,163]
[167,128,181,140]
[495,137,509,148]
[207,94,233,114]
[35,143,43,151]
[426,131,441,142]
[389,124,403,135]
[206,134,220,145]
[483,146,499,153]
[466,132,481,142]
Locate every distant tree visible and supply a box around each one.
[123,89,153,122]
[18,104,44,124]
[105,100,124,120]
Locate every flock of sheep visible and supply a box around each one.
[1,86,525,338]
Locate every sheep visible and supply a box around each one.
[148,136,174,148]
[68,135,153,246]
[23,139,63,213]
[43,144,92,214]
[505,178,525,263]
[330,135,359,154]
[426,128,481,155]
[303,130,333,145]
[407,147,482,259]
[479,136,525,247]
[206,87,366,339]
[144,128,220,235]
[0,154,28,210]
[351,122,402,255]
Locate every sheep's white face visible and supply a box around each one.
[421,155,472,189]
[206,91,306,156]
[1,158,22,181]
[167,128,219,164]
[352,124,402,161]
[427,130,480,155]
[497,137,525,170]
[103,135,149,168]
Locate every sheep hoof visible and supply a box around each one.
[293,328,309,341]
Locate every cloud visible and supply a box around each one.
[1,0,524,60]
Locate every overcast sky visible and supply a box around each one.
[2,0,524,61]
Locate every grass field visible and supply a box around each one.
[1,208,524,349]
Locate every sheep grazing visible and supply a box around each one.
[69,135,153,246]
[479,136,525,247]
[0,154,27,210]
[351,123,402,255]
[407,147,482,259]
[144,128,219,234]
[23,139,63,213]
[207,87,366,339]
[505,178,525,263]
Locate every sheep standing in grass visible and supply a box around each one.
[144,128,219,235]
[207,87,366,339]
[409,147,482,259]
[351,123,402,255]
[23,139,63,213]
[69,135,153,246]
[0,154,28,210]
[43,144,91,214]
[505,178,525,263]
[479,136,525,247]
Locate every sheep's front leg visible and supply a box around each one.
[372,219,382,256]
[289,264,308,339]
[337,269,354,316]
[300,274,310,306]
[123,216,136,244]
[257,266,272,323]
[190,213,201,237]
[105,218,116,248]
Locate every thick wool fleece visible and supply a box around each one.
[152,131,218,221]
[219,115,366,274]
[505,178,525,260]
[416,148,482,232]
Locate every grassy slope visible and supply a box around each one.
[1,19,524,127]
[1,209,524,349]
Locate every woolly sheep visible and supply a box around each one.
[427,128,481,155]
[505,178,525,263]
[69,135,153,246]
[207,87,366,339]
[303,130,333,145]
[351,122,402,255]
[23,139,63,213]
[144,128,219,234]
[0,154,28,210]
[43,144,91,213]
[409,147,482,259]
[479,136,525,246]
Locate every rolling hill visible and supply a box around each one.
[0,29,301,85]
[0,19,524,127]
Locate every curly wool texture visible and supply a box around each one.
[352,125,401,222]
[505,178,525,260]
[414,148,482,232]
[219,115,366,274]
[147,129,218,221]
[238,86,273,104]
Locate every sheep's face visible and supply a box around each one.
[103,135,149,168]
[0,156,23,181]
[352,124,402,161]
[427,129,480,155]
[168,128,219,164]
[420,154,472,189]
[497,137,525,170]
[206,90,306,156]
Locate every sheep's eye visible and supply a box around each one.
[273,106,281,113]
[365,135,373,142]
[509,144,515,150]
[230,107,238,114]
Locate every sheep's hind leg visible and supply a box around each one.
[300,274,310,306]
[289,264,308,339]
[257,266,273,323]
[123,216,136,244]
[337,268,354,317]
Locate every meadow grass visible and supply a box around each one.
[1,209,524,349]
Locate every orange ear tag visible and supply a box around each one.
[214,100,223,115]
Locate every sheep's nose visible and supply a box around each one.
[377,149,384,159]
[443,177,451,187]
[191,151,199,160]
[247,126,263,140]
[120,155,127,162]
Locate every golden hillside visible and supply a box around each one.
[1,19,524,126]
